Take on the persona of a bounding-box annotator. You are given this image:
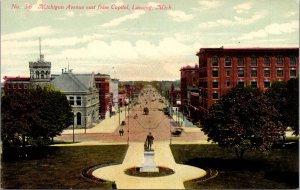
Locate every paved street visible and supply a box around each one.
[56,85,207,144]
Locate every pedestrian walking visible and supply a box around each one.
[119,129,122,136]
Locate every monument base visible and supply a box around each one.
[140,151,159,172]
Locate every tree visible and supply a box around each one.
[1,86,73,148]
[265,78,299,135]
[286,78,299,135]
[202,86,284,159]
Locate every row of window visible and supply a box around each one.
[211,80,271,89]
[211,55,296,67]
[5,83,29,89]
[34,70,50,79]
[211,68,297,78]
[68,96,82,106]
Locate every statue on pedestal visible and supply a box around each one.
[144,132,154,151]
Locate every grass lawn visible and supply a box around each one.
[171,143,298,189]
[1,145,128,189]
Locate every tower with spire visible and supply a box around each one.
[29,38,51,86]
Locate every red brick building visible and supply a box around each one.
[169,84,181,107]
[2,76,30,95]
[94,74,111,119]
[197,47,299,116]
[180,65,200,122]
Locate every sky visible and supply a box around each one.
[1,0,299,81]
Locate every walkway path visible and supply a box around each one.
[92,142,206,189]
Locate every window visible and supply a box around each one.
[251,68,257,77]
[41,71,45,79]
[251,55,257,66]
[276,55,283,66]
[290,68,297,78]
[264,81,270,88]
[6,84,11,89]
[238,68,244,77]
[212,81,218,88]
[251,81,257,88]
[226,69,230,76]
[18,84,23,89]
[212,92,219,99]
[192,77,196,82]
[290,55,295,65]
[237,81,244,88]
[69,96,74,105]
[36,71,40,79]
[226,80,230,87]
[24,84,28,89]
[13,84,17,89]
[212,55,218,66]
[238,57,244,66]
[225,56,231,66]
[264,56,270,66]
[76,96,82,106]
[76,112,81,125]
[277,69,283,77]
[264,69,270,77]
[212,69,218,77]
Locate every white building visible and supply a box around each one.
[51,71,99,129]
[110,78,119,112]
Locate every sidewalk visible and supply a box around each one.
[92,142,206,189]
[61,107,127,135]
[170,113,202,132]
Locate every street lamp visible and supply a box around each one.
[73,113,75,143]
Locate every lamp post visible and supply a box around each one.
[73,114,75,143]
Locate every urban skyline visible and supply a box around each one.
[1,0,299,82]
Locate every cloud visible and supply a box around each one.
[237,20,299,40]
[56,37,192,61]
[233,2,253,14]
[285,11,297,17]
[167,10,194,22]
[2,26,57,40]
[197,0,222,10]
[198,12,264,28]
[102,11,145,28]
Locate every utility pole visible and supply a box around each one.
[118,104,120,126]
[73,114,75,143]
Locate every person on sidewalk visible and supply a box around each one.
[119,129,122,136]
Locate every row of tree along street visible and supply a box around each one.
[202,78,298,160]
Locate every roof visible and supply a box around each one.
[196,47,299,55]
[3,76,30,81]
[180,64,199,71]
[50,72,96,93]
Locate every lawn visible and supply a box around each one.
[1,145,128,189]
[170,143,298,189]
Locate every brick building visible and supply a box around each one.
[95,73,111,119]
[2,76,30,95]
[180,64,200,122]
[197,47,299,116]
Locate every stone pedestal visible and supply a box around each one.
[140,151,159,172]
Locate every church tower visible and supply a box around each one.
[29,38,51,86]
